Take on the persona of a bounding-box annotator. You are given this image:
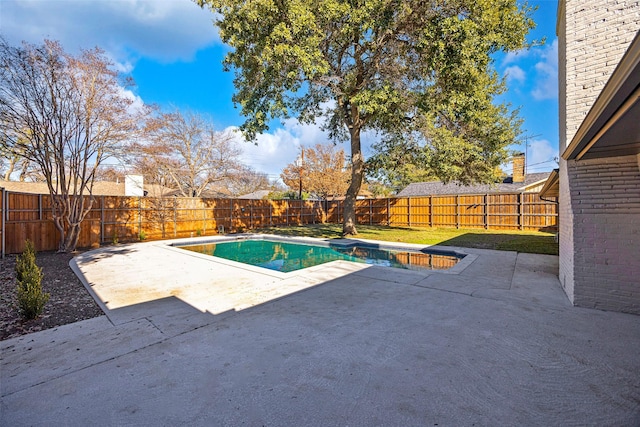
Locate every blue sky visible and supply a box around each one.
[1,0,560,180]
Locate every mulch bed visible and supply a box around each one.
[0,251,105,341]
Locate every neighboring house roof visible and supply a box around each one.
[0,180,174,197]
[325,189,374,201]
[237,190,272,199]
[539,169,560,199]
[563,30,640,161]
[397,172,551,197]
[161,188,231,198]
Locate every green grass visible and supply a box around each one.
[254,224,559,255]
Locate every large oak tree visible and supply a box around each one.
[197,0,535,235]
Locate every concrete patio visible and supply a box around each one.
[1,237,639,425]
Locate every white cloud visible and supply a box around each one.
[118,87,146,115]
[504,65,526,84]
[531,39,558,100]
[501,48,530,67]
[231,117,380,181]
[231,121,333,180]
[525,139,559,172]
[1,0,219,63]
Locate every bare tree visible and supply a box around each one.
[93,164,126,183]
[141,110,242,197]
[1,150,43,181]
[0,39,145,252]
[224,164,272,196]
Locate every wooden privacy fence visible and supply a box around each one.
[1,189,557,255]
[327,193,558,230]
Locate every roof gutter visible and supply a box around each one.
[538,169,559,200]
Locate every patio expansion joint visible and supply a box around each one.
[0,316,224,399]
[1,339,165,399]
[351,271,426,287]
[507,253,518,291]
[144,317,165,335]
[357,271,474,297]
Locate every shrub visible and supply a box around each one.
[15,240,49,320]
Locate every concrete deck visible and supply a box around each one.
[1,236,639,425]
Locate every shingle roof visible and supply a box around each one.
[397,172,551,196]
[237,190,272,199]
[0,180,175,196]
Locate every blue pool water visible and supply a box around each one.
[179,239,461,273]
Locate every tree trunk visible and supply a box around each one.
[53,217,67,252]
[62,223,82,253]
[3,157,17,181]
[51,196,68,252]
[343,126,364,236]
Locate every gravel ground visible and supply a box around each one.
[0,251,104,341]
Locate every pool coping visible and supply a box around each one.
[161,233,477,279]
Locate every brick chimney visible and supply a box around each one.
[512,153,525,183]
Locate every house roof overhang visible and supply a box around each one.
[563,30,640,161]
[538,169,559,198]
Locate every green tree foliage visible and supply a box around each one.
[197,0,536,235]
[15,240,49,320]
[367,133,435,192]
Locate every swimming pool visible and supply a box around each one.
[178,238,462,273]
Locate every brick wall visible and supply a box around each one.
[558,158,575,302]
[561,0,640,149]
[568,155,640,314]
[558,0,640,312]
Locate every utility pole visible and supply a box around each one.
[520,133,541,175]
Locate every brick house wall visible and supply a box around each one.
[567,155,640,312]
[558,0,640,313]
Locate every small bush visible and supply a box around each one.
[15,240,49,320]
[138,230,147,241]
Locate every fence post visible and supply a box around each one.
[456,195,460,229]
[519,193,524,230]
[202,201,206,235]
[173,201,177,237]
[407,197,411,227]
[138,197,142,237]
[100,196,105,244]
[484,194,489,229]
[249,200,254,229]
[429,196,434,227]
[368,199,372,225]
[1,188,5,258]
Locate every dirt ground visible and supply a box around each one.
[0,251,104,341]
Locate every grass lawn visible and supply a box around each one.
[255,224,559,255]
